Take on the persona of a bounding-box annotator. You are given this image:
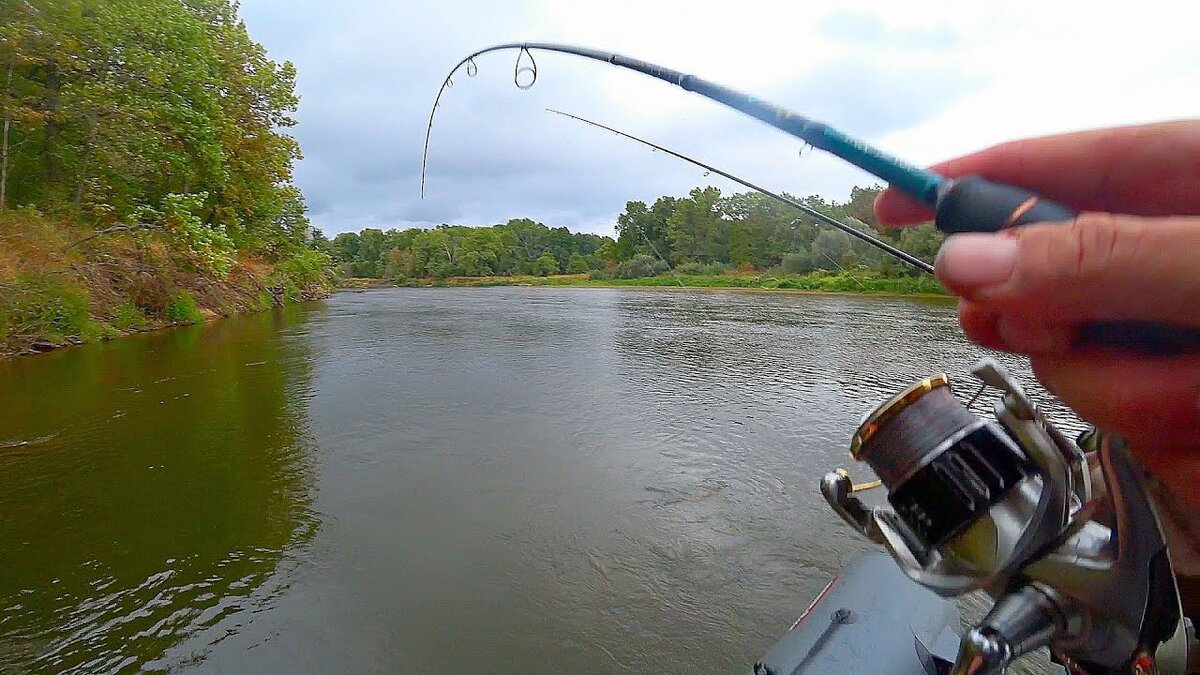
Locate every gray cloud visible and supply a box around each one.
[764,58,982,139]
[240,1,982,237]
[817,11,961,50]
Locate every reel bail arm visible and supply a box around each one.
[821,358,1191,674]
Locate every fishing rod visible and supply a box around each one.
[421,42,1200,354]
[421,44,1200,675]
[545,107,934,275]
[420,42,1060,229]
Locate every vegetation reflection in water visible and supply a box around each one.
[0,306,320,673]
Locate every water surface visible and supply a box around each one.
[0,288,1078,673]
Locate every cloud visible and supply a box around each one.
[766,58,982,139]
[817,11,960,50]
[237,0,1200,237]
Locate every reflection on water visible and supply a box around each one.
[0,308,321,673]
[0,288,1072,673]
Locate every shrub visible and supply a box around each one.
[675,261,726,276]
[272,247,335,301]
[534,252,560,277]
[165,291,203,324]
[782,251,814,275]
[0,274,90,343]
[112,301,149,331]
[83,320,120,341]
[613,254,669,279]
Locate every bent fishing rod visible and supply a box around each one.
[545,108,934,275]
[422,42,1200,354]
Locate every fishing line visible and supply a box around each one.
[818,223,876,292]
[419,43,943,204]
[544,108,934,275]
[786,216,871,291]
[422,43,1200,358]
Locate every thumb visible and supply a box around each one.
[934,213,1200,327]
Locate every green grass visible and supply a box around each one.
[82,319,121,341]
[112,301,150,331]
[165,291,204,324]
[418,271,948,295]
[0,274,91,343]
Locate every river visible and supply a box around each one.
[0,287,1080,673]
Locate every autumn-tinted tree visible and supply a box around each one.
[0,0,320,268]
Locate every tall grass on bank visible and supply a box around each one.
[380,270,947,295]
[0,210,334,356]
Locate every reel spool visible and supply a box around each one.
[821,358,1191,675]
[851,375,1032,551]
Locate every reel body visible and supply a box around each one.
[822,358,1191,674]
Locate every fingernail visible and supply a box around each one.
[936,234,1019,290]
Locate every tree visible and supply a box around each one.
[0,0,316,269]
[667,186,724,263]
[723,192,801,270]
[533,252,559,276]
[322,184,930,283]
[331,232,362,263]
[844,185,883,227]
[781,250,813,274]
[0,12,43,211]
[567,253,589,274]
[385,247,413,279]
[812,230,851,271]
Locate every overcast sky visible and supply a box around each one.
[236,0,1199,237]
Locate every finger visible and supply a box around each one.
[958,304,1078,355]
[957,301,1009,353]
[1142,446,1200,514]
[875,119,1200,226]
[995,317,1076,356]
[1030,352,1200,451]
[934,214,1200,327]
[874,188,932,227]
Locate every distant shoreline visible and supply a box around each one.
[337,273,951,299]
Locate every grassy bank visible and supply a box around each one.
[0,212,334,357]
[363,271,948,296]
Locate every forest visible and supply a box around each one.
[0,0,947,355]
[0,0,333,354]
[324,184,946,285]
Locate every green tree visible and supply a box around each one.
[385,247,413,279]
[567,253,589,273]
[533,252,559,276]
[667,186,724,263]
[844,185,883,227]
[781,250,813,274]
[812,229,852,271]
[615,195,675,261]
[324,184,934,284]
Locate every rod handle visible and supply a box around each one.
[933,175,1200,356]
[935,175,1077,234]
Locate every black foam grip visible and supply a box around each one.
[1077,321,1200,355]
[935,175,1077,233]
[933,175,1200,355]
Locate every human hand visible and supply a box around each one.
[874,120,1200,507]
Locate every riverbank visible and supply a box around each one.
[345,271,948,296]
[0,212,334,358]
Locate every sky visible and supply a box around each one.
[236,0,1200,237]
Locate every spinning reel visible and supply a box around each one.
[822,358,1194,674]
